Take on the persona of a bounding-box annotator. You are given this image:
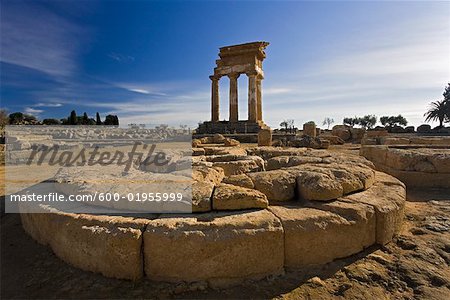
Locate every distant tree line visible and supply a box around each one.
[60,110,119,126]
[343,114,408,130]
[343,115,378,129]
[3,110,119,126]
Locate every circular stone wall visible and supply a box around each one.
[20,146,406,287]
[360,145,450,188]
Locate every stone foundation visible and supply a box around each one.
[196,120,269,134]
[360,145,450,188]
[19,147,406,287]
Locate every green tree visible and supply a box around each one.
[8,112,24,124]
[380,115,408,127]
[358,115,377,130]
[424,100,447,127]
[42,118,61,125]
[96,112,102,125]
[424,83,450,127]
[69,110,77,125]
[443,83,450,122]
[104,114,119,126]
[82,112,89,125]
[343,117,358,127]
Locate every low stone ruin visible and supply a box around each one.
[361,145,450,188]
[19,144,406,287]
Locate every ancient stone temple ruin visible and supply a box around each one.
[196,42,271,134]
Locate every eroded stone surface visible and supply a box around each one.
[269,200,375,267]
[19,202,150,280]
[360,145,450,188]
[212,183,268,210]
[143,209,284,286]
[247,170,297,202]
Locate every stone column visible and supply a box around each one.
[210,75,219,122]
[247,72,258,123]
[256,76,263,121]
[228,73,240,122]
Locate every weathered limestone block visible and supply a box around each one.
[223,138,240,147]
[350,128,365,142]
[380,137,411,145]
[364,130,388,138]
[428,152,450,173]
[332,125,351,141]
[247,170,296,202]
[360,145,388,165]
[192,139,202,147]
[222,174,254,189]
[213,157,263,176]
[247,147,307,160]
[144,210,284,286]
[304,163,375,191]
[341,172,406,244]
[376,167,450,188]
[287,163,374,200]
[303,122,316,137]
[19,203,147,280]
[212,134,226,143]
[258,129,272,146]
[296,171,343,201]
[269,202,375,267]
[192,148,205,156]
[319,135,345,145]
[414,160,436,173]
[266,155,323,171]
[203,147,247,156]
[192,166,224,185]
[192,181,214,212]
[212,184,268,210]
[385,149,424,171]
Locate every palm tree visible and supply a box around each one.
[424,100,447,127]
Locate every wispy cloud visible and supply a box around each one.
[34,102,63,107]
[0,1,86,76]
[108,52,135,63]
[24,107,44,115]
[128,88,151,94]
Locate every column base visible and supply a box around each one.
[196,120,270,134]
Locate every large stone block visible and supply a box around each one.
[303,122,317,137]
[19,203,148,280]
[143,210,284,287]
[269,201,375,267]
[258,129,272,146]
[212,183,268,210]
[340,172,406,244]
[247,170,296,202]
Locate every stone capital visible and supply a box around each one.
[246,70,258,77]
[227,73,240,80]
[209,75,220,81]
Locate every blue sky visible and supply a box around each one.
[1,0,449,128]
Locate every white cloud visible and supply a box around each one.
[128,88,151,94]
[34,102,63,107]
[24,107,44,115]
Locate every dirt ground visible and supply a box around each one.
[1,145,450,299]
[1,189,449,299]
